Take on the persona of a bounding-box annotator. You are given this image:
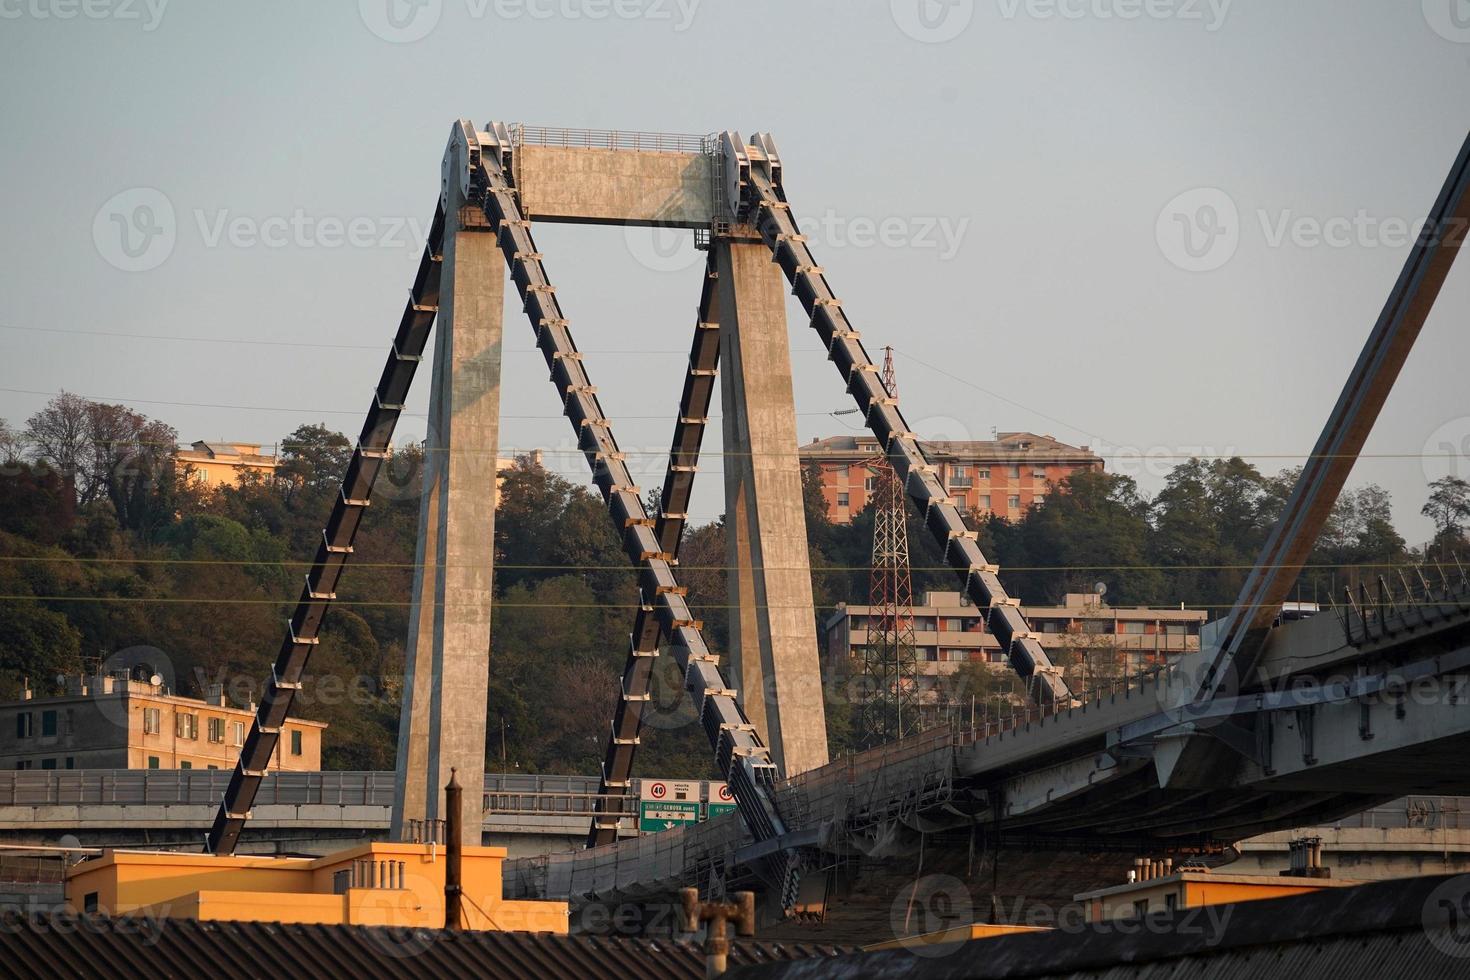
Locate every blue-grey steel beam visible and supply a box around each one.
[1197,130,1470,703]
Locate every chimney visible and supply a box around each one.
[444,768,463,930]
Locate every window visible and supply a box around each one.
[1032,468,1047,480]
[180,761,192,770]
[16,712,33,739]
[291,729,303,756]
[1082,619,1114,634]
[232,721,245,747]
[836,492,849,508]
[1007,465,1021,479]
[1133,899,1148,918]
[83,892,98,914]
[948,465,972,488]
[208,717,225,743]
[40,758,56,770]
[147,756,160,769]
[207,765,219,771]
[64,758,74,770]
[143,707,161,735]
[1164,892,1178,913]
[41,710,57,738]
[176,713,198,740]
[1120,621,1146,634]
[1007,494,1021,511]
[976,467,990,480]
[15,760,32,770]
[978,495,990,511]
[864,475,878,492]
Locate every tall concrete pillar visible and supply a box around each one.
[391,183,503,846]
[716,239,829,778]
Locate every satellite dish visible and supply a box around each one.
[149,673,164,687]
[1094,582,1108,597]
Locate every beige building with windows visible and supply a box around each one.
[176,441,281,488]
[823,591,1207,702]
[0,674,324,772]
[799,432,1103,524]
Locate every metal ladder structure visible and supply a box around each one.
[207,205,447,855]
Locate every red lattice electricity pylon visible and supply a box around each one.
[855,347,920,748]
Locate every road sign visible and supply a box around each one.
[638,800,700,833]
[638,779,703,833]
[706,780,737,819]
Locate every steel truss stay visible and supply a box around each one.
[207,204,447,856]
[723,132,1076,708]
[587,253,721,847]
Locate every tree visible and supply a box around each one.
[1423,476,1470,558]
[25,391,91,500]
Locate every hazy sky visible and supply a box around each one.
[1,0,1467,547]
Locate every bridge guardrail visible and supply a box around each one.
[0,771,631,816]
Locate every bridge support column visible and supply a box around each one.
[716,238,829,778]
[391,188,503,846]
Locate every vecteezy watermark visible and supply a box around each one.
[1425,875,1470,959]
[92,188,176,273]
[890,0,976,43]
[890,875,974,956]
[92,189,436,272]
[1422,416,1470,485]
[358,0,700,43]
[0,0,168,30]
[1155,187,1240,273]
[996,0,1232,31]
[1156,187,1470,273]
[624,209,971,274]
[1423,0,1470,43]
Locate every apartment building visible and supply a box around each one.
[822,591,1207,702]
[799,432,1103,524]
[0,674,325,772]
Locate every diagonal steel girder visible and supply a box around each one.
[729,132,1076,709]
[588,253,722,847]
[1197,130,1470,702]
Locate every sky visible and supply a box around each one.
[0,0,1467,545]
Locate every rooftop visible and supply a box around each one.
[0,910,847,980]
[800,431,1099,462]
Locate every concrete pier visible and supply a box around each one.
[390,175,504,845]
[716,239,829,778]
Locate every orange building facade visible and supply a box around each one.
[799,432,1103,524]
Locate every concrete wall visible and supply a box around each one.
[515,145,715,227]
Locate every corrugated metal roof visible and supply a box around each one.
[0,916,846,980]
[0,913,845,979]
[730,874,1470,979]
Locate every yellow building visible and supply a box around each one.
[0,674,324,772]
[1075,862,1358,922]
[177,441,281,488]
[65,843,567,933]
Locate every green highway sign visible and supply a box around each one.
[638,800,700,833]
